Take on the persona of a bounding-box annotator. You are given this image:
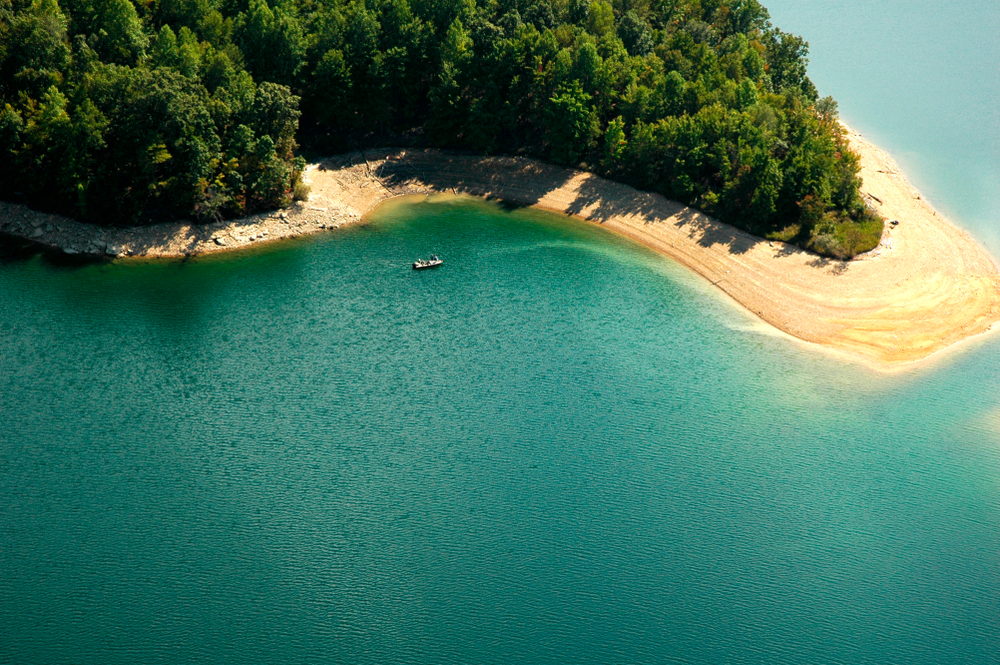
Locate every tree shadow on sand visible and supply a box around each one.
[330,149,862,273]
[668,206,759,255]
[371,149,769,257]
[806,255,851,275]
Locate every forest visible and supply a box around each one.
[0,0,882,257]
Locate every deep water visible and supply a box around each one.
[4,1,1000,660]
[2,196,999,663]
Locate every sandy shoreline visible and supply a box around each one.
[2,132,999,369]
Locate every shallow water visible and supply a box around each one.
[2,195,1000,663]
[764,0,1000,256]
[4,1,1000,660]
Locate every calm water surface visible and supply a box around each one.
[765,0,1000,255]
[4,2,1000,662]
[2,197,999,663]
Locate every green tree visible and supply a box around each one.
[84,0,149,65]
[586,0,613,36]
[0,0,880,255]
[310,48,352,127]
[233,0,307,85]
[765,28,815,98]
[601,115,626,171]
[427,17,471,141]
[0,0,71,98]
[545,80,598,164]
[617,10,652,56]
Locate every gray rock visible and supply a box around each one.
[64,246,78,254]
[31,228,44,238]
[30,218,44,228]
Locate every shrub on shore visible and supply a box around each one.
[0,0,881,255]
[292,177,310,202]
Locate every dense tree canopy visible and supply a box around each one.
[0,0,880,256]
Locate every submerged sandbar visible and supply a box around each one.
[2,131,998,369]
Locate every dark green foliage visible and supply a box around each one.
[0,0,71,98]
[546,80,599,164]
[617,10,652,56]
[233,0,306,85]
[0,0,303,223]
[0,0,880,255]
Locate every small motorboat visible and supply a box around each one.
[413,255,443,270]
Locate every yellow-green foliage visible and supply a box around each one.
[808,210,884,259]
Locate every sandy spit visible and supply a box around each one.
[2,134,999,369]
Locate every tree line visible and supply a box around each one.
[0,0,881,257]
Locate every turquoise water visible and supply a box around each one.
[2,196,1000,663]
[764,0,1000,256]
[4,3,1000,660]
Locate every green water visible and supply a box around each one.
[4,2,1000,659]
[2,195,999,663]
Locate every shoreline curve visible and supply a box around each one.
[2,130,998,369]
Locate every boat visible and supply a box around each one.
[413,255,443,270]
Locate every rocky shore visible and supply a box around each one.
[0,191,362,259]
[3,142,999,368]
[0,151,455,258]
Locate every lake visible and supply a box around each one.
[765,0,1000,257]
[2,2,1000,663]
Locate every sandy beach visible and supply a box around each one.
[2,131,998,369]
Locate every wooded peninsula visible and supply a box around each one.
[2,0,884,258]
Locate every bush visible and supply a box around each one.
[293,179,311,202]
[807,210,883,259]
